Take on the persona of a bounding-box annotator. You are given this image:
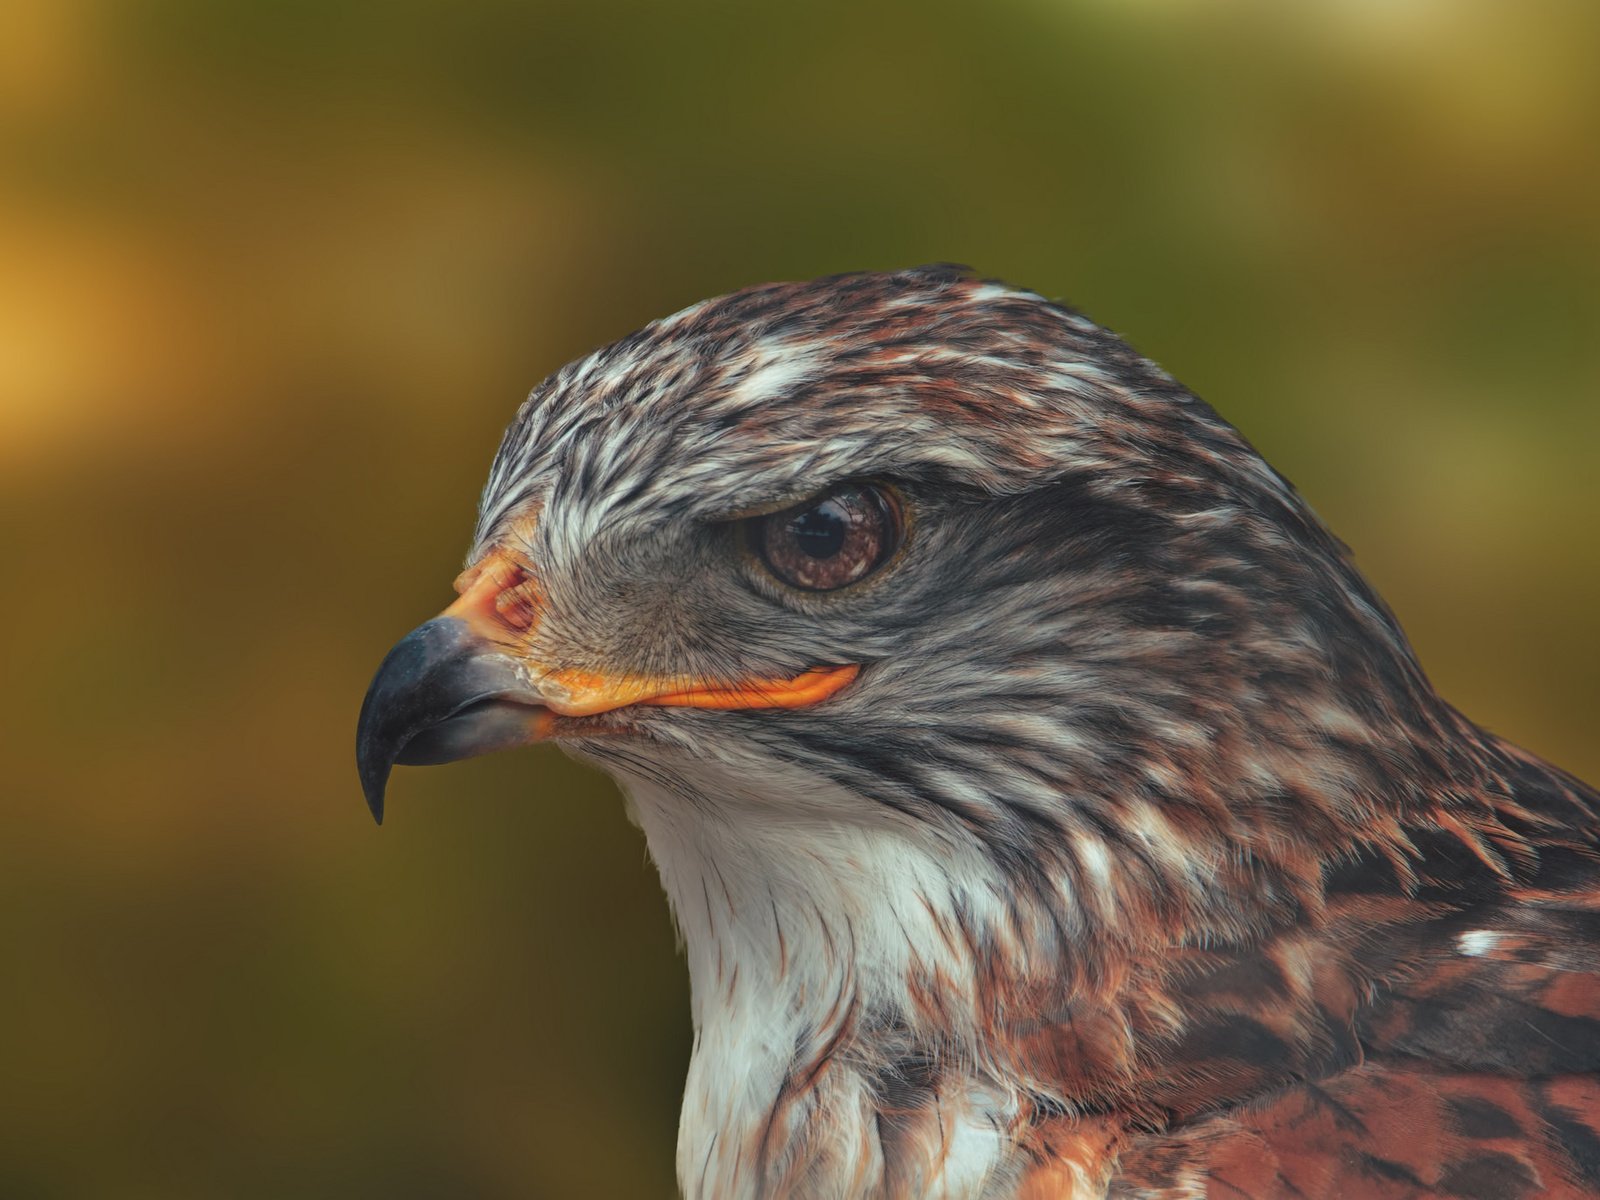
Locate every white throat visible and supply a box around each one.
[615,751,1046,1200]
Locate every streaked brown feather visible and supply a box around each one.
[1012,736,1600,1197]
[430,268,1600,1197]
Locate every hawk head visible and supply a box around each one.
[356,266,1462,1195]
[360,265,1425,897]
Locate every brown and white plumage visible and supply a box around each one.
[357,266,1600,1198]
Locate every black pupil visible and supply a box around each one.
[789,502,847,559]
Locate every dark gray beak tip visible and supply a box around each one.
[357,670,397,825]
[356,619,458,828]
[360,761,387,826]
[357,615,541,825]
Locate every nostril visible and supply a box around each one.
[492,575,543,632]
[450,554,543,634]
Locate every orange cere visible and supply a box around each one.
[439,551,860,718]
[446,554,544,637]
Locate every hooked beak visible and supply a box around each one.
[355,615,552,824]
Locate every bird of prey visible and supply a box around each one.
[357,266,1600,1199]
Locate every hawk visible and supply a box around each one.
[357,267,1600,1199]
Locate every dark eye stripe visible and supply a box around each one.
[749,484,901,592]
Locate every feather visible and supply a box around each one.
[370,267,1600,1198]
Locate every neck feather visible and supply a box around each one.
[622,761,1041,1200]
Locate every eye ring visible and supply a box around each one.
[746,483,903,592]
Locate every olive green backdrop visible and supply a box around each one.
[2,1,1597,1196]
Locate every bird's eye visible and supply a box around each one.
[748,484,902,592]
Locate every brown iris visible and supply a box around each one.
[749,483,901,591]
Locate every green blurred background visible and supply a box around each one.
[2,1,1597,1195]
